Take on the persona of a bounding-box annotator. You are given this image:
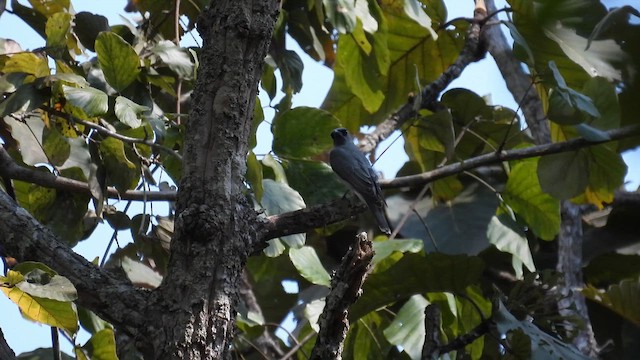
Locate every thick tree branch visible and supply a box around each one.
[380,124,640,189]
[0,147,177,201]
[310,232,374,360]
[0,191,148,337]
[484,0,550,145]
[258,125,640,242]
[0,328,16,360]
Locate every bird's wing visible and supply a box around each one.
[329,146,384,206]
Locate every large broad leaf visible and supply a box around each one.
[261,179,306,250]
[0,82,49,116]
[387,183,499,255]
[508,0,603,88]
[343,312,393,359]
[538,150,589,200]
[322,1,462,128]
[1,273,78,334]
[75,328,118,360]
[494,301,591,360]
[120,257,163,289]
[246,151,264,202]
[63,85,109,117]
[95,31,141,92]
[581,144,627,208]
[289,246,331,287]
[371,238,423,266]
[487,215,536,279]
[151,40,194,78]
[582,279,640,326]
[383,294,429,360]
[583,254,640,287]
[350,252,484,320]
[45,11,76,58]
[1,52,50,76]
[284,159,346,206]
[272,106,341,159]
[114,96,149,128]
[503,158,560,240]
[98,137,139,192]
[246,253,300,323]
[74,12,110,52]
[323,0,356,33]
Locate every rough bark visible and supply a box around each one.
[557,202,598,358]
[0,328,16,360]
[310,232,374,360]
[484,0,599,356]
[143,1,279,358]
[0,191,148,337]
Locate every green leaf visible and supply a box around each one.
[487,215,535,278]
[63,85,108,117]
[584,254,640,287]
[95,31,141,92]
[114,96,149,128]
[77,328,118,360]
[582,144,627,208]
[45,11,73,56]
[323,0,356,33]
[285,159,346,206]
[261,179,306,248]
[538,150,589,200]
[504,20,534,65]
[104,210,131,230]
[544,25,625,82]
[403,0,437,39]
[0,82,48,116]
[2,52,50,76]
[272,107,341,159]
[260,63,277,101]
[322,5,463,127]
[1,285,78,334]
[43,124,71,166]
[120,257,163,289]
[73,11,110,52]
[151,40,194,78]
[98,137,138,192]
[289,246,331,287]
[16,273,77,302]
[383,294,428,359]
[336,32,385,113]
[575,123,610,141]
[372,238,423,266]
[246,151,264,202]
[344,312,392,359]
[503,158,560,240]
[494,301,590,360]
[351,253,484,320]
[280,50,304,93]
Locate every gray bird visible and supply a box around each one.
[329,128,391,235]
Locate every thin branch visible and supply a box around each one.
[42,106,182,161]
[0,147,177,201]
[309,232,374,360]
[359,2,488,153]
[381,124,640,189]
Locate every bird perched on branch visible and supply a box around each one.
[329,128,391,235]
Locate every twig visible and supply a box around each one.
[41,106,182,161]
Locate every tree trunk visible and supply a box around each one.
[143,1,279,358]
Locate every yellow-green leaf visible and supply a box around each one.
[95,31,141,92]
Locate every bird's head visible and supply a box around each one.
[331,128,351,146]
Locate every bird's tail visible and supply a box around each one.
[368,199,391,235]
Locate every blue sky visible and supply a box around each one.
[0,0,638,356]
